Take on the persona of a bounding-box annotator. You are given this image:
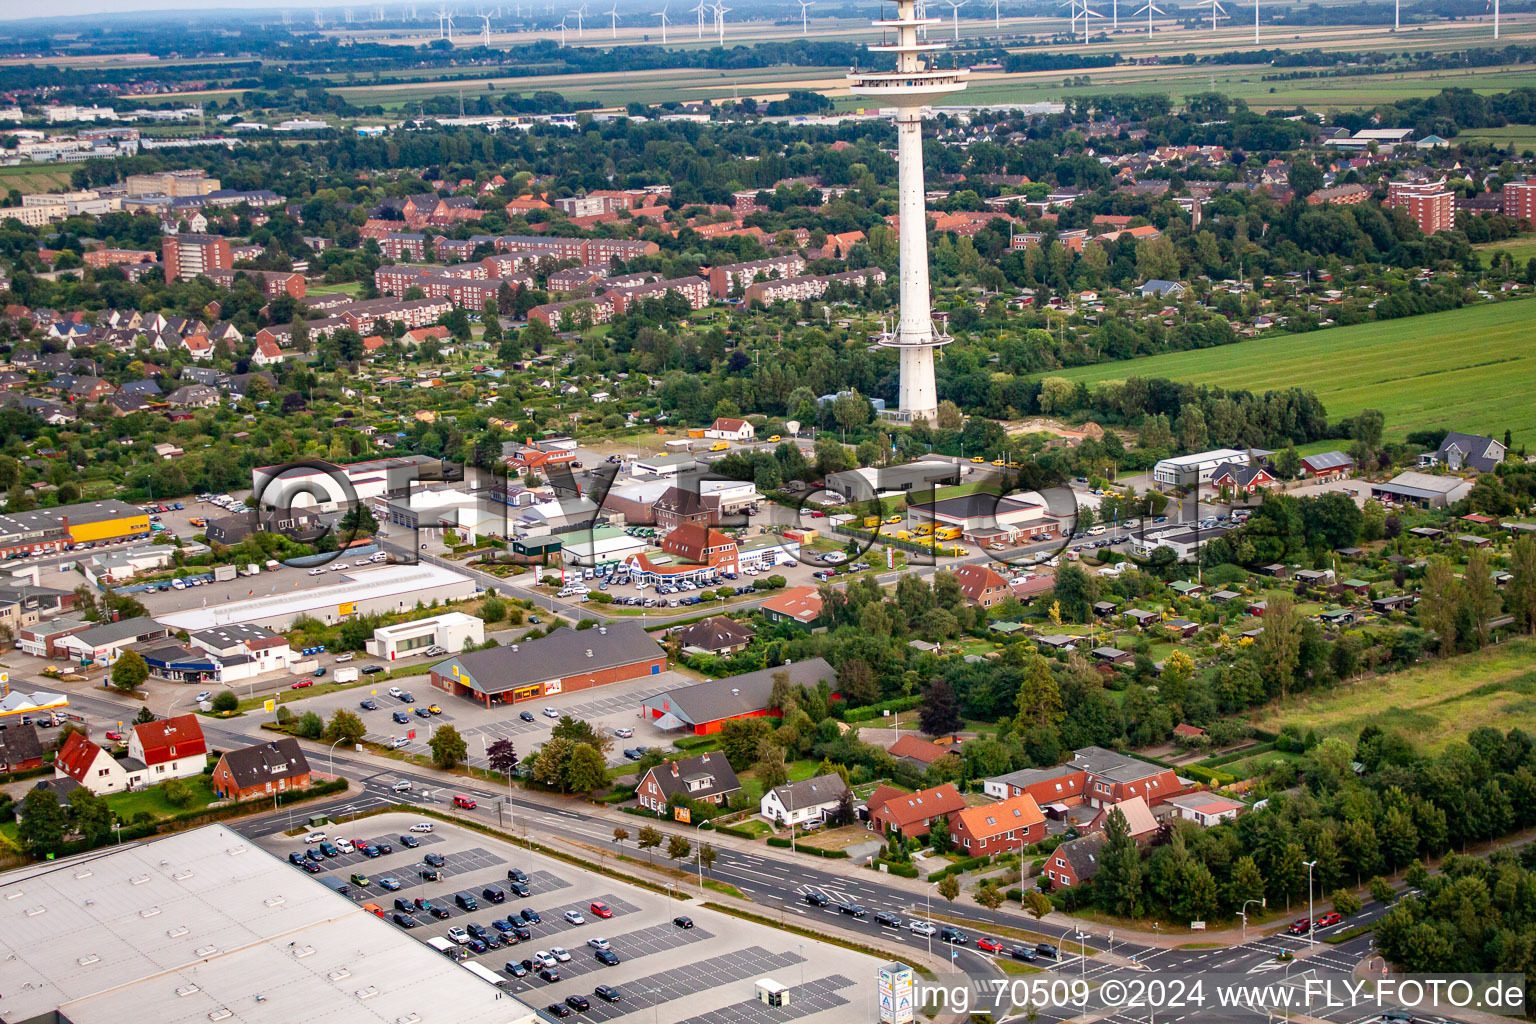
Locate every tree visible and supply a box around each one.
[1097,807,1143,917]
[1510,535,1536,634]
[666,833,692,864]
[1016,654,1063,730]
[17,789,67,855]
[212,690,239,713]
[1255,594,1302,699]
[69,788,114,844]
[1369,876,1395,904]
[1419,557,1462,655]
[974,881,1005,923]
[1022,888,1053,922]
[1227,855,1265,910]
[487,738,519,777]
[719,717,773,770]
[926,816,951,854]
[919,676,962,735]
[697,842,718,879]
[938,873,961,903]
[323,709,366,745]
[1052,563,1095,623]
[566,743,608,794]
[532,736,575,790]
[753,745,790,789]
[551,716,613,756]
[1331,889,1363,917]
[134,705,157,724]
[637,824,663,863]
[612,826,630,847]
[297,710,324,739]
[1461,547,1501,649]
[1289,159,1324,198]
[163,778,196,808]
[430,724,468,769]
[1273,842,1306,911]
[111,649,149,691]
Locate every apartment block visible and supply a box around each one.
[162,233,232,282]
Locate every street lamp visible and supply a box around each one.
[1241,897,1266,942]
[1303,860,1318,945]
[329,737,345,775]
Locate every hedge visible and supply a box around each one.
[1197,742,1276,769]
[710,822,762,840]
[872,858,919,877]
[840,694,923,723]
[1182,765,1238,787]
[926,854,991,882]
[765,836,849,857]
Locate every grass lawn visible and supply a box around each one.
[1047,300,1536,442]
[108,775,219,819]
[1246,637,1536,751]
[306,280,364,296]
[1217,747,1305,780]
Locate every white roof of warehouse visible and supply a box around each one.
[157,563,474,631]
[0,823,536,1024]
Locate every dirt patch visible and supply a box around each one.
[1003,417,1102,441]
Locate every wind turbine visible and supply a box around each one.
[482,11,493,43]
[797,0,813,34]
[1254,0,1260,43]
[714,1,728,44]
[992,0,999,29]
[313,7,324,27]
[1133,0,1161,37]
[656,3,670,41]
[574,1,586,35]
[946,0,965,39]
[1193,0,1224,32]
[692,0,706,36]
[605,1,618,35]
[1488,0,1499,38]
[437,2,452,37]
[344,6,354,22]
[557,13,567,43]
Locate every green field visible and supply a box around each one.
[1457,125,1536,152]
[1476,236,1536,269]
[1247,638,1536,752]
[1048,300,1536,442]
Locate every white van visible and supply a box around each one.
[1087,525,1106,536]
[333,838,355,854]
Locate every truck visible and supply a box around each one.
[333,667,359,684]
[862,516,881,529]
[934,526,962,541]
[914,523,935,537]
[213,564,238,582]
[240,562,260,577]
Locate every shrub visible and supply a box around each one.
[211,691,239,713]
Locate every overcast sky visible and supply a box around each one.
[0,1,377,22]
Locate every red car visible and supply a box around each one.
[104,730,124,741]
[452,795,477,809]
[291,678,314,689]
[1314,912,1343,929]
[977,937,1005,953]
[1287,916,1312,935]
[590,901,612,919]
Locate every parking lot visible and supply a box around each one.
[257,813,878,1024]
[282,667,702,768]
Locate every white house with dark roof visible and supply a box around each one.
[760,773,850,825]
[1419,432,1505,474]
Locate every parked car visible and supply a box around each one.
[424,852,446,867]
[360,699,379,711]
[563,910,585,925]
[520,908,542,924]
[378,876,401,891]
[590,901,612,918]
[399,834,420,848]
[595,984,622,1003]
[673,915,694,929]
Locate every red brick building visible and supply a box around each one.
[951,563,1011,608]
[988,745,1184,811]
[947,792,1046,855]
[866,783,967,838]
[211,737,312,800]
[162,234,232,282]
[1505,179,1536,222]
[1387,180,1454,235]
[428,621,664,706]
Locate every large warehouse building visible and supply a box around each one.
[0,499,150,558]
[429,621,664,706]
[0,824,538,1024]
[157,563,478,632]
[640,658,836,734]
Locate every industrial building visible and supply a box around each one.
[156,563,478,632]
[1151,448,1272,489]
[0,498,150,558]
[365,611,485,660]
[639,658,835,734]
[56,615,169,666]
[0,824,538,1024]
[429,621,663,706]
[250,453,453,514]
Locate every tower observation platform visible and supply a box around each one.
[847,0,967,424]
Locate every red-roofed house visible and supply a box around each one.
[948,793,1046,855]
[951,563,1011,609]
[887,733,961,767]
[128,713,208,781]
[404,325,451,346]
[1087,795,1161,842]
[867,783,967,838]
[54,730,147,795]
[251,336,286,367]
[758,586,825,629]
[1163,791,1248,827]
[705,417,754,442]
[822,231,865,259]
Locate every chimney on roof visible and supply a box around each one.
[585,649,593,658]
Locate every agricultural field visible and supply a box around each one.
[1246,637,1536,752]
[1475,235,1536,269]
[1457,124,1536,152]
[1048,299,1536,442]
[0,165,75,195]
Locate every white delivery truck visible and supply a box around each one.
[333,667,359,684]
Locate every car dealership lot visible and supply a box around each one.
[284,668,696,766]
[256,813,877,1024]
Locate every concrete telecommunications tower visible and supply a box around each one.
[848,0,967,424]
